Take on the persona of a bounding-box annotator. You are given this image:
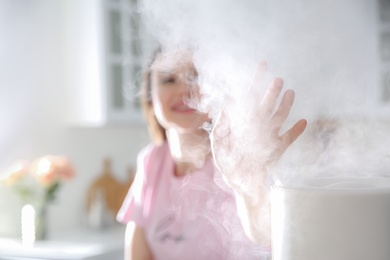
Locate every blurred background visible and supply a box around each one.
[0,0,388,259]
[0,0,153,259]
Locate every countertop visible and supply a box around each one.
[0,225,125,260]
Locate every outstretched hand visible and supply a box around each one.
[210,67,307,189]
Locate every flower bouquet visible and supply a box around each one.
[1,155,75,242]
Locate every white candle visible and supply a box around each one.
[21,204,35,247]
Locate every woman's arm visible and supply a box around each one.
[125,222,153,260]
[210,66,306,244]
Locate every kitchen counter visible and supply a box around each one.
[0,225,125,260]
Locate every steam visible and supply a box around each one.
[138,0,383,177]
[140,0,377,118]
[137,0,384,253]
[277,119,390,186]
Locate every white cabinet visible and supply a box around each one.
[63,0,148,127]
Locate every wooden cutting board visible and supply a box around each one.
[86,158,134,217]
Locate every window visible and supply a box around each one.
[379,0,390,104]
[103,0,144,123]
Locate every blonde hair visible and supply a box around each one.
[140,48,167,145]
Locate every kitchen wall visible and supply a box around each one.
[0,0,150,236]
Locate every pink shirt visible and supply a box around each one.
[117,142,270,259]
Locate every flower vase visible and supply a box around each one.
[35,204,48,240]
[21,203,48,245]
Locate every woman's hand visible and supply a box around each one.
[210,70,306,190]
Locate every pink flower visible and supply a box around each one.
[53,156,76,181]
[30,155,75,187]
[1,160,30,185]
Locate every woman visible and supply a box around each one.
[117,48,307,259]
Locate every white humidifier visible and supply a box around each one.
[271,177,390,260]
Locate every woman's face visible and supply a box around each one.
[150,54,209,133]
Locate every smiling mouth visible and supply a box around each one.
[172,100,198,113]
[172,105,197,113]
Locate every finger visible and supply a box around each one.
[245,62,268,113]
[210,97,232,138]
[251,61,268,87]
[259,78,284,117]
[271,89,295,131]
[210,108,232,156]
[280,119,308,148]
